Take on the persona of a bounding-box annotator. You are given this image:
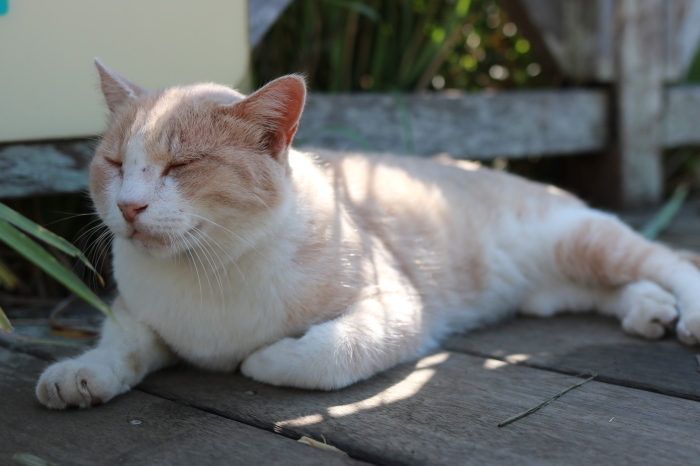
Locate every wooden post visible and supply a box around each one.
[614,0,665,208]
[508,0,700,209]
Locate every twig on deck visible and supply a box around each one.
[498,372,597,428]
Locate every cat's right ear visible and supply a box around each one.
[228,75,306,161]
[94,58,148,113]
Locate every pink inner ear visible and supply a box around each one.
[237,75,306,157]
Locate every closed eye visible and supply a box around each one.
[105,158,122,168]
[162,161,191,176]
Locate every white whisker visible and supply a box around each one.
[180,212,266,259]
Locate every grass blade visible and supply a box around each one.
[498,372,597,427]
[322,0,381,23]
[0,257,20,290]
[0,219,114,321]
[640,184,689,240]
[0,303,12,333]
[0,203,104,286]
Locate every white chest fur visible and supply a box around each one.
[112,238,299,371]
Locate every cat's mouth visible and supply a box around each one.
[130,229,171,246]
[128,222,204,249]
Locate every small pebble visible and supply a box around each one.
[245,391,255,395]
[129,419,143,425]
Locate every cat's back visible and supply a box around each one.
[304,149,586,309]
[311,149,582,224]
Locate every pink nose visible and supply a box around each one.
[118,202,148,223]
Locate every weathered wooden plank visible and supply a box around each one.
[615,0,665,208]
[297,90,609,160]
[140,349,700,465]
[0,298,101,361]
[0,347,361,465]
[4,82,700,201]
[663,86,700,147]
[444,315,700,400]
[0,141,93,199]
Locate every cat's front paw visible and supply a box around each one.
[36,360,128,409]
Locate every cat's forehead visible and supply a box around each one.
[122,83,246,164]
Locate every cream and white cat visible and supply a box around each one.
[36,60,700,409]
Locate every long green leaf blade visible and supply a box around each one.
[640,184,689,240]
[0,303,12,333]
[322,0,382,23]
[0,257,19,290]
[0,219,114,321]
[0,203,104,285]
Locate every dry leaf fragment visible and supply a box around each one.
[297,436,348,456]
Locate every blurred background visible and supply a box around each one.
[2,0,700,310]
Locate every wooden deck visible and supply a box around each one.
[2,206,700,465]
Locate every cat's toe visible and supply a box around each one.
[621,283,678,339]
[36,360,125,409]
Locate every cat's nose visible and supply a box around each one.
[118,202,148,223]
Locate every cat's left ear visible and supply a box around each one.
[232,75,306,160]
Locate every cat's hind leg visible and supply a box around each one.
[554,212,700,344]
[521,280,678,339]
[241,293,429,390]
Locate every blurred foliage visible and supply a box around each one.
[666,48,700,196]
[0,194,112,307]
[254,0,559,92]
[0,201,113,331]
[256,0,700,199]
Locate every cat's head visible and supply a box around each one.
[90,59,306,259]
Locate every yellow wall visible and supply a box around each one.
[0,0,249,143]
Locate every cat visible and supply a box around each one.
[36,59,700,409]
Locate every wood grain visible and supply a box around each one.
[0,347,361,466]
[444,314,700,400]
[0,141,93,199]
[663,86,700,148]
[297,89,609,160]
[140,349,700,465]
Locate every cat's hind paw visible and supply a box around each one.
[36,360,128,409]
[620,281,678,340]
[676,314,700,346]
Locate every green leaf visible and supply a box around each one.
[640,184,689,240]
[0,257,19,290]
[0,303,12,333]
[322,0,382,23]
[0,219,114,321]
[0,203,104,286]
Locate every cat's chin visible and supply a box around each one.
[127,230,180,258]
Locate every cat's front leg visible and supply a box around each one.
[36,296,176,409]
[241,294,429,390]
